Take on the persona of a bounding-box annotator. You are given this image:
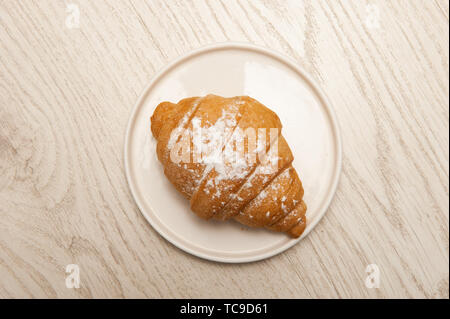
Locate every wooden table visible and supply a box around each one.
[0,0,448,299]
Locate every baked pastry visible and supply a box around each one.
[151,94,306,238]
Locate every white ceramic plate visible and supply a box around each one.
[124,43,342,263]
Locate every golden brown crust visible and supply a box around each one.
[216,135,294,221]
[287,214,307,238]
[190,96,282,219]
[153,97,203,198]
[268,200,306,233]
[151,94,307,238]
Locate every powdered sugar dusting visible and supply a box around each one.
[167,97,203,150]
[192,101,240,188]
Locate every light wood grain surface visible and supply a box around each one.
[0,0,448,299]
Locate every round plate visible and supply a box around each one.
[124,43,342,263]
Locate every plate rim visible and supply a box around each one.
[124,42,343,263]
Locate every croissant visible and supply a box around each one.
[151,94,306,238]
